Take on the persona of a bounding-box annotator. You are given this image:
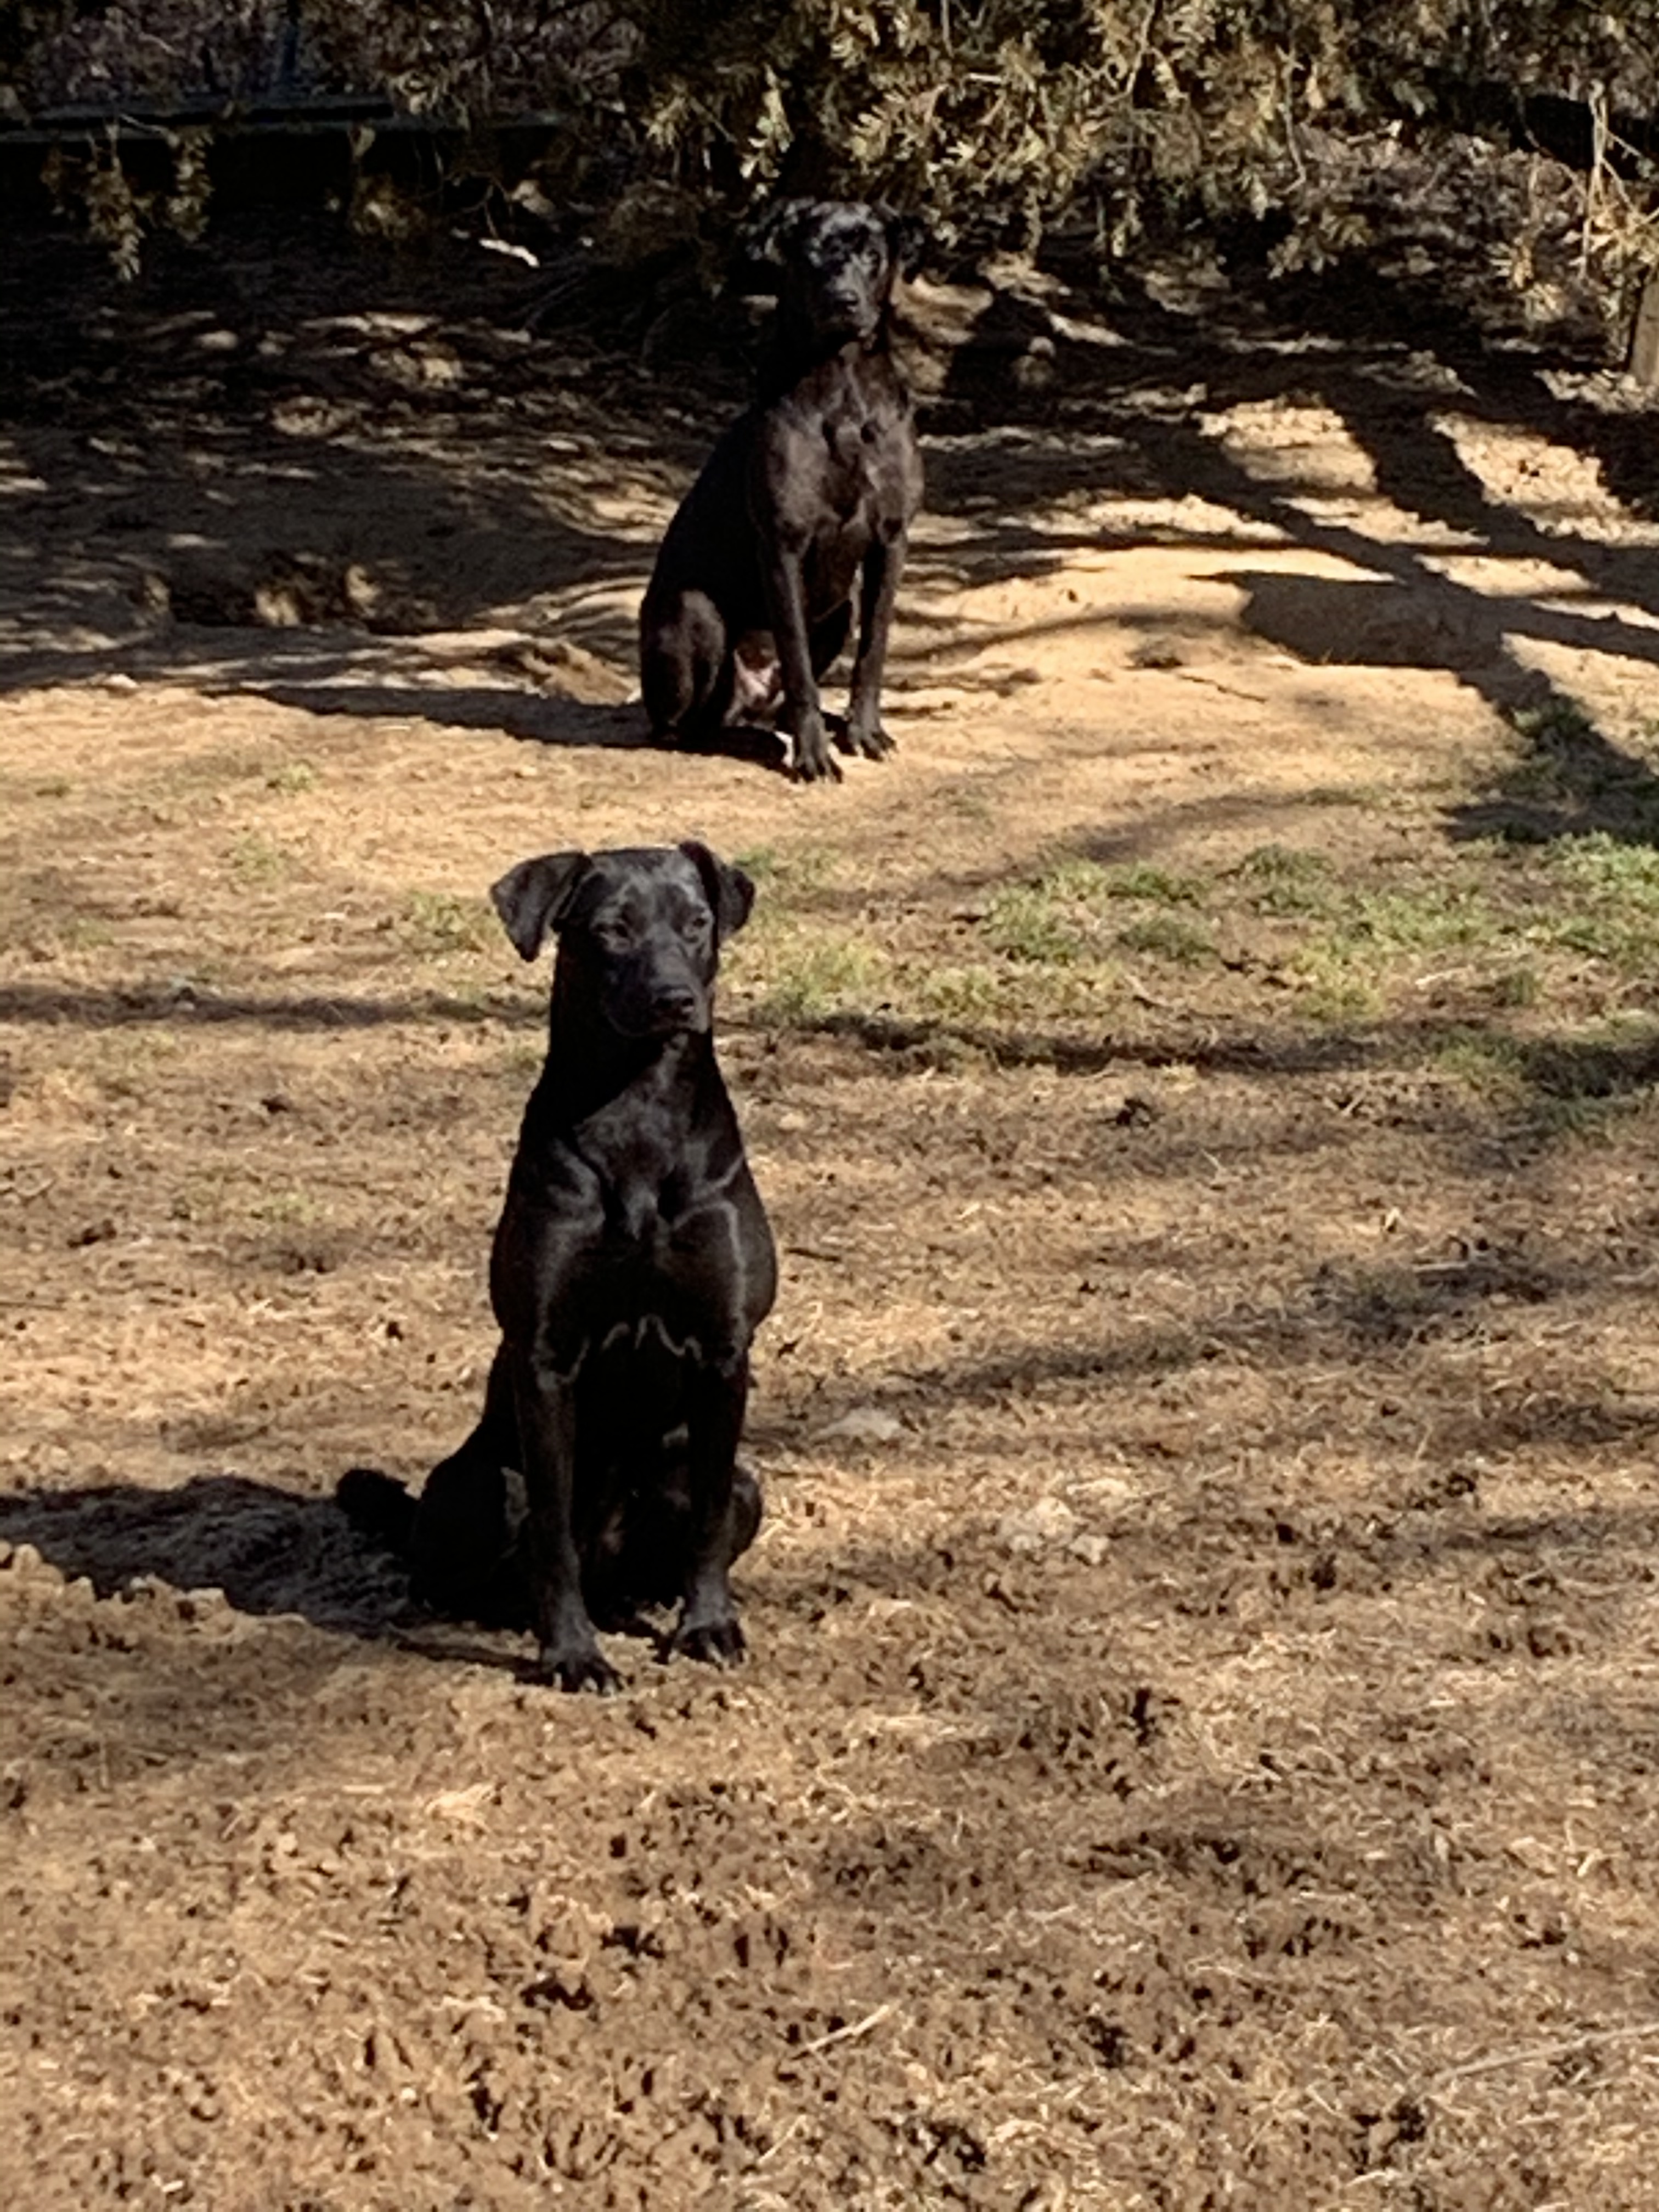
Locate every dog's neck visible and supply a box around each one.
[538,966,711,1124]
[762,312,888,401]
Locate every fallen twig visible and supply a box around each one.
[1437,2021,1659,2085]
[794,2002,893,2058]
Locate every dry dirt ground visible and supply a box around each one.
[5,217,1659,2210]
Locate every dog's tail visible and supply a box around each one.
[336,1466,418,1555]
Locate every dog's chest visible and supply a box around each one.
[580,1175,727,1374]
[818,403,900,523]
[605,1165,691,1255]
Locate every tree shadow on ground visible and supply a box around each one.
[873,1260,1659,1420]
[0,216,676,753]
[0,979,544,1031]
[754,1002,1659,1107]
[922,258,1659,845]
[7,212,1659,806]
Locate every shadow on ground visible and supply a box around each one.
[921,261,1659,843]
[0,1470,551,1679]
[0,1472,406,1631]
[4,211,1658,817]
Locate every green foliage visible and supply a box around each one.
[615,0,1659,270]
[982,853,1212,966]
[9,2,1659,305]
[1115,911,1216,966]
[984,881,1088,964]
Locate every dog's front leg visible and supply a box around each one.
[512,1355,619,1693]
[763,539,838,783]
[844,527,907,760]
[669,1349,751,1663]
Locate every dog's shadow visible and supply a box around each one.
[0,1473,527,1673]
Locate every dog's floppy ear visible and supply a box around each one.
[878,205,927,281]
[732,198,811,295]
[679,840,755,940]
[490,851,591,962]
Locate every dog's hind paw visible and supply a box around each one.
[531,1643,623,1695]
[668,1616,746,1666]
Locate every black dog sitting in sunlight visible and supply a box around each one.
[341,841,774,1692]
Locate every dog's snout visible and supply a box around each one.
[651,980,702,1026]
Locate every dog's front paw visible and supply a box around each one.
[668,1615,746,1666]
[844,718,896,760]
[787,713,842,784]
[533,1641,623,1695]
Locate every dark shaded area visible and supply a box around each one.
[0,979,543,1030]
[0,1473,539,1682]
[255,684,646,748]
[0,202,820,771]
[752,1002,1659,1107]
[0,1471,406,1633]
[1,193,1657,821]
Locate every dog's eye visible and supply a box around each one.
[596,918,634,950]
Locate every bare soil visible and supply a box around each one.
[5,218,1659,2209]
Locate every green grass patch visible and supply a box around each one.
[1344,882,1497,954]
[400,889,495,956]
[984,882,1087,964]
[733,844,838,899]
[1544,833,1659,905]
[1492,964,1541,1008]
[980,855,1209,967]
[1115,913,1216,966]
[266,760,318,795]
[1427,1025,1529,1098]
[230,831,301,885]
[1236,844,1335,918]
[1098,861,1207,906]
[749,933,887,1024]
[915,964,1007,1022]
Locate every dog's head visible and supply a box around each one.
[490,841,755,1039]
[742,198,925,346]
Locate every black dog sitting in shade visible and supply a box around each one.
[341,842,776,1691]
[639,198,925,782]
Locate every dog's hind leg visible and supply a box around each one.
[594,1452,763,1625]
[409,1347,531,1628]
[809,600,853,681]
[640,589,731,746]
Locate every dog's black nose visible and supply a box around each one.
[652,985,701,1025]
